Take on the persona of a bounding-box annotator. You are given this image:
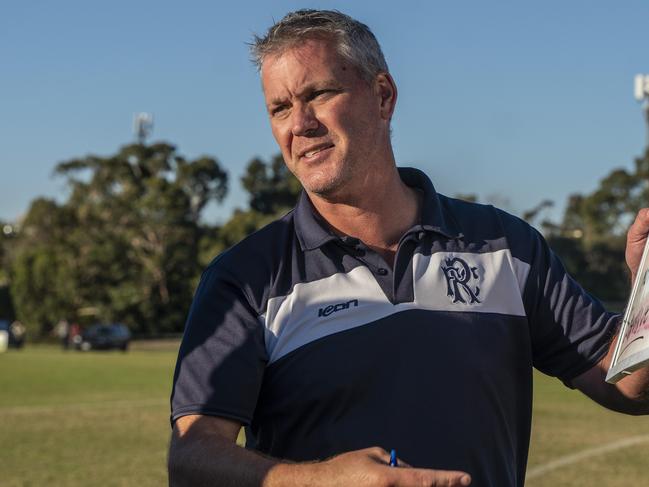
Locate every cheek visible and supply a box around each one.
[332,101,375,139]
[271,124,291,150]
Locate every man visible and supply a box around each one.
[168,9,649,486]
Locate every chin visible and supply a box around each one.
[304,178,347,198]
[297,162,351,197]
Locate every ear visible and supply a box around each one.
[375,73,398,121]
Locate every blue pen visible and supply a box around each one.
[389,449,398,467]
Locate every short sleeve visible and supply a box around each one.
[170,261,268,425]
[518,224,619,383]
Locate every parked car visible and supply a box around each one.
[74,323,131,351]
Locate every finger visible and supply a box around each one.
[395,456,412,468]
[367,448,411,467]
[628,208,649,244]
[625,209,649,281]
[395,467,472,486]
[365,446,390,464]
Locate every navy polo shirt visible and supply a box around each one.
[170,167,618,486]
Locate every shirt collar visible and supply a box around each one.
[294,167,463,251]
[398,167,463,240]
[294,191,340,251]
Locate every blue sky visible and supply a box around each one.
[2,0,648,225]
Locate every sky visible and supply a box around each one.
[2,0,648,226]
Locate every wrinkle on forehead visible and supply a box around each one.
[261,40,350,101]
[261,36,344,73]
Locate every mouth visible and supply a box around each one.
[299,143,335,159]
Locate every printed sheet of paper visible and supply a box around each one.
[607,238,649,383]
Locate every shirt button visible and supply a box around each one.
[342,236,360,246]
[377,268,388,276]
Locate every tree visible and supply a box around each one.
[240,154,302,215]
[10,143,228,336]
[544,148,649,303]
[200,154,301,266]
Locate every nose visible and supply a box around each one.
[291,104,319,136]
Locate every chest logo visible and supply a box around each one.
[318,299,359,317]
[441,257,481,304]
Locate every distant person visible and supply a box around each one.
[10,320,26,348]
[69,322,81,348]
[54,319,70,350]
[168,9,649,486]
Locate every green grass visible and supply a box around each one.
[2,345,649,486]
[528,373,649,486]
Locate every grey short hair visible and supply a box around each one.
[251,9,389,83]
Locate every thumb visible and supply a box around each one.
[628,208,649,245]
[626,208,649,280]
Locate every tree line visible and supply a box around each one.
[0,143,299,338]
[1,142,647,338]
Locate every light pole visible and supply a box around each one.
[635,75,649,148]
[133,112,154,144]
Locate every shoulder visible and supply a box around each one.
[208,210,296,272]
[437,193,534,238]
[437,193,543,260]
[199,210,300,313]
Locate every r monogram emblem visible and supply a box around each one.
[441,257,481,304]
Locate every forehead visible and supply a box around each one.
[260,39,359,98]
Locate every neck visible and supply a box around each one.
[308,165,421,265]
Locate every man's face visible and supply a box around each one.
[261,39,392,198]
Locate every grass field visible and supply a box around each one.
[2,344,649,486]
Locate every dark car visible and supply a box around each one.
[75,323,131,351]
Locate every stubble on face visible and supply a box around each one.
[302,145,354,198]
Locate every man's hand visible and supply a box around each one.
[571,208,649,414]
[170,415,471,487]
[303,447,472,487]
[626,208,649,284]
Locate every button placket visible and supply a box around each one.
[335,236,399,302]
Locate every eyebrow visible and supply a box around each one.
[266,80,342,109]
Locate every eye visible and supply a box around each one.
[308,89,335,101]
[271,105,289,117]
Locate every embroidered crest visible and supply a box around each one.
[441,257,481,304]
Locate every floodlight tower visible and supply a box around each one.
[133,112,154,144]
[635,75,649,148]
